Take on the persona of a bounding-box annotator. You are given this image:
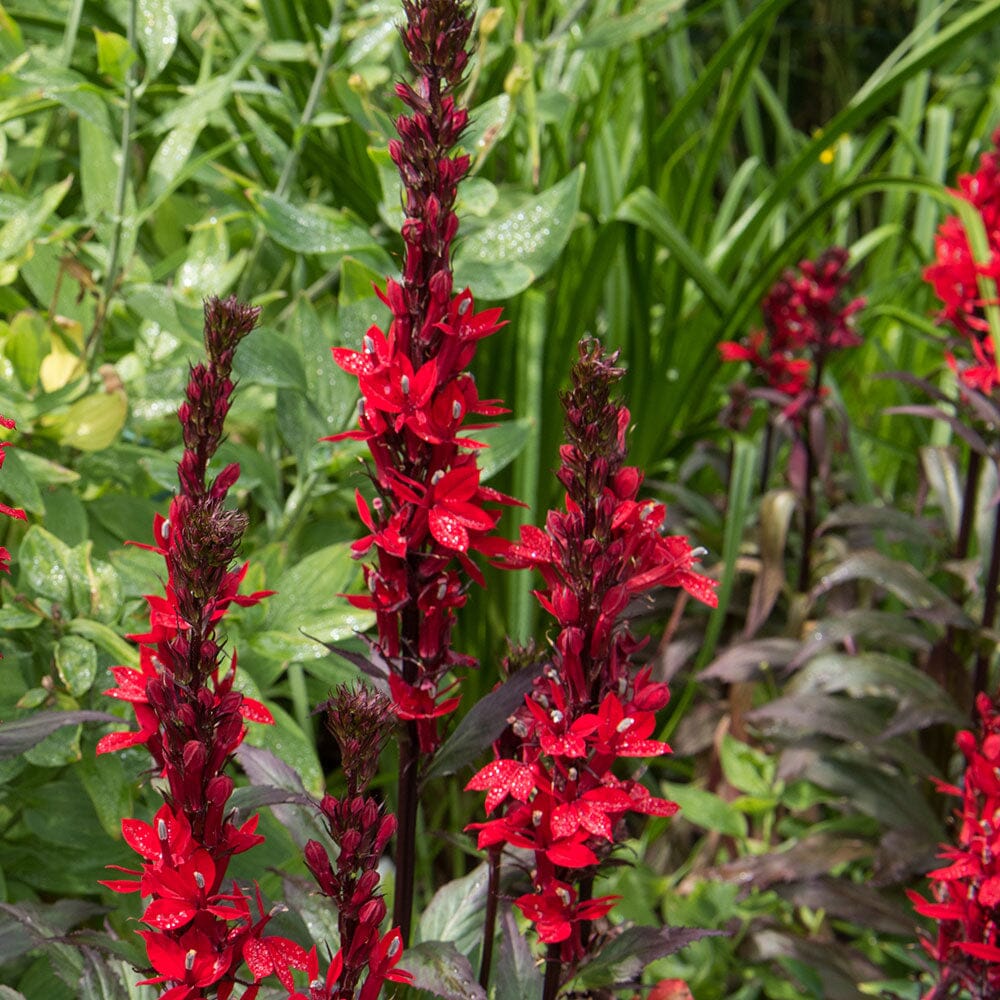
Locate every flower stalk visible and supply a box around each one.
[467,339,717,990]
[328,0,516,945]
[97,297,306,999]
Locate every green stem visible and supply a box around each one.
[972,493,1000,706]
[238,2,344,299]
[956,449,982,561]
[88,0,139,363]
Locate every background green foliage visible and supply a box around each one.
[1,0,1000,996]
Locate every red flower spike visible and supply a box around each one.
[914,691,1000,995]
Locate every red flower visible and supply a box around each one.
[912,692,1000,996]
[515,881,620,946]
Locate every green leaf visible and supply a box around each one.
[55,635,98,697]
[417,864,489,954]
[77,115,140,290]
[136,0,178,84]
[254,193,376,255]
[19,525,73,605]
[231,325,307,392]
[0,176,73,263]
[494,905,542,1000]
[69,619,139,668]
[93,29,136,87]
[719,734,774,797]
[176,219,244,300]
[0,448,44,515]
[474,418,533,482]
[399,941,486,1000]
[661,780,747,838]
[4,310,49,389]
[51,390,127,452]
[253,543,374,662]
[453,167,585,299]
[616,187,733,317]
[573,0,685,49]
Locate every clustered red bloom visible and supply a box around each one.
[467,340,718,961]
[0,414,26,574]
[910,692,1000,999]
[925,129,1000,393]
[97,297,307,1000]
[719,248,864,420]
[329,0,515,752]
[296,686,412,1000]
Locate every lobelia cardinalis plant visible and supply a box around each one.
[909,692,1000,999]
[0,414,26,575]
[327,0,517,944]
[466,339,718,999]
[916,129,1000,705]
[718,248,865,591]
[96,296,309,1000]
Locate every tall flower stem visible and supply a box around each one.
[477,846,501,989]
[796,357,825,594]
[542,944,562,1000]
[957,450,983,561]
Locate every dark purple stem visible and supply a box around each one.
[542,944,562,1000]
[478,847,501,989]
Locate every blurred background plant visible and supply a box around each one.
[1,0,1000,997]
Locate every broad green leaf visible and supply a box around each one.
[231,325,307,392]
[245,555,365,664]
[719,734,775,797]
[0,457,29,538]
[147,121,202,199]
[23,721,82,766]
[417,864,490,953]
[51,390,127,452]
[55,636,97,697]
[69,619,139,668]
[475,418,533,481]
[254,193,376,255]
[19,525,73,605]
[400,941,486,1000]
[0,176,72,264]
[136,0,178,84]
[175,219,244,299]
[661,780,747,838]
[93,29,136,86]
[461,93,513,161]
[4,310,49,389]
[453,166,585,299]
